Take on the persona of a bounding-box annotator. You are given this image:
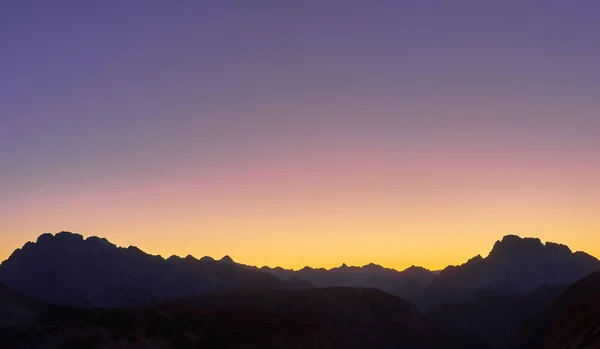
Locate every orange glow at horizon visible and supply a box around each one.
[3,142,600,271]
[4,1,600,276]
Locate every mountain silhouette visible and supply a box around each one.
[260,262,436,296]
[0,232,286,308]
[1,231,599,348]
[1,232,598,316]
[418,235,600,307]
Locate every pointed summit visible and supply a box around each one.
[199,256,215,262]
[220,255,235,264]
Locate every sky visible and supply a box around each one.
[1,1,600,270]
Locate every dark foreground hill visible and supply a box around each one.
[0,287,495,349]
[514,271,600,349]
[426,283,568,348]
[0,282,46,329]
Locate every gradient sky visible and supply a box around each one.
[2,1,600,270]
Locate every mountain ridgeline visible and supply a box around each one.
[420,235,599,306]
[2,232,597,310]
[1,232,600,348]
[0,232,292,308]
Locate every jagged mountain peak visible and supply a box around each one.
[488,235,544,258]
[220,255,235,264]
[544,241,572,255]
[427,235,600,305]
[0,232,285,308]
[199,256,215,262]
[55,231,84,239]
[363,263,385,271]
[33,232,115,252]
[486,235,586,264]
[403,265,430,272]
[36,231,84,244]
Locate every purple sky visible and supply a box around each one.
[2,1,600,268]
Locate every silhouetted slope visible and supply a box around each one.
[0,282,44,328]
[421,235,600,307]
[180,287,494,349]
[175,287,425,332]
[0,287,494,349]
[426,283,568,348]
[515,271,600,349]
[0,232,286,308]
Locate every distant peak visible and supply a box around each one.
[56,231,84,240]
[184,254,197,261]
[340,263,348,268]
[199,256,215,262]
[220,255,235,264]
[36,233,54,244]
[467,254,484,263]
[489,235,544,257]
[363,263,384,270]
[87,236,113,245]
[545,241,572,254]
[35,231,84,246]
[500,234,523,242]
[127,245,144,253]
[493,234,542,248]
[402,265,430,272]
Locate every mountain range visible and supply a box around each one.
[0,232,290,308]
[3,232,597,309]
[1,231,600,348]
